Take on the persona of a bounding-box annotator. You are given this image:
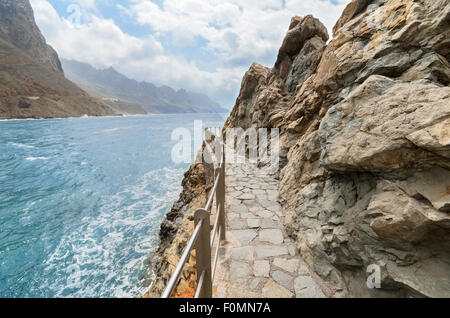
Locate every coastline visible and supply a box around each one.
[143,143,215,298]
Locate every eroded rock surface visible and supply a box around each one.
[224,0,450,297]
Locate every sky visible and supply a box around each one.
[30,0,351,108]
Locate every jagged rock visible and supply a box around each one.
[0,0,62,73]
[286,36,327,93]
[223,0,450,298]
[319,75,450,174]
[274,15,328,80]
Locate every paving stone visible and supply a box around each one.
[241,213,256,219]
[256,210,274,218]
[273,258,300,273]
[298,262,310,275]
[231,246,254,261]
[228,213,240,220]
[266,204,282,216]
[255,245,288,258]
[267,190,279,201]
[253,189,266,195]
[294,276,325,298]
[233,205,248,214]
[243,200,260,208]
[229,219,246,230]
[259,229,284,244]
[261,218,279,229]
[272,270,293,288]
[248,206,260,213]
[250,278,261,290]
[254,260,270,277]
[231,230,257,245]
[256,194,268,201]
[247,219,260,229]
[229,191,243,197]
[230,261,252,280]
[237,193,255,200]
[288,244,296,257]
[262,280,293,298]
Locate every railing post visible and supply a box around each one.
[219,146,226,240]
[194,208,212,298]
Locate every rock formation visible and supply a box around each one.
[223,0,450,297]
[145,143,216,298]
[0,0,118,119]
[0,0,62,74]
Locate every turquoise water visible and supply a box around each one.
[0,113,226,298]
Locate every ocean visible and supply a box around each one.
[0,113,226,298]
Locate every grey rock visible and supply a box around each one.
[230,261,252,279]
[259,229,284,244]
[255,245,288,258]
[294,276,325,298]
[231,246,254,261]
[231,230,257,245]
[273,258,300,273]
[272,270,293,288]
[254,260,270,277]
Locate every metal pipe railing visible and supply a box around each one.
[161,137,226,298]
[160,220,204,298]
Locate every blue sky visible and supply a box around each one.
[30,0,351,108]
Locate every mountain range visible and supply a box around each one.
[61,59,228,114]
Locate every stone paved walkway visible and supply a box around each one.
[212,162,331,298]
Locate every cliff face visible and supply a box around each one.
[0,0,117,119]
[0,0,62,74]
[145,144,215,298]
[225,0,450,297]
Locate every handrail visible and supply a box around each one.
[161,134,226,298]
[160,220,204,298]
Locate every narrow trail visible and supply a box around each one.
[212,161,331,298]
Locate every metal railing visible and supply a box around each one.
[161,139,226,298]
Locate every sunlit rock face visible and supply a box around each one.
[224,0,450,297]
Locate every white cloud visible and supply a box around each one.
[30,0,351,107]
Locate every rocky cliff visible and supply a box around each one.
[0,0,62,74]
[0,0,118,119]
[145,143,216,298]
[224,0,450,297]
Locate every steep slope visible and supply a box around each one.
[224,0,450,297]
[0,0,118,119]
[0,0,62,73]
[61,59,228,114]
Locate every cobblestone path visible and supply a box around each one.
[212,162,331,298]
